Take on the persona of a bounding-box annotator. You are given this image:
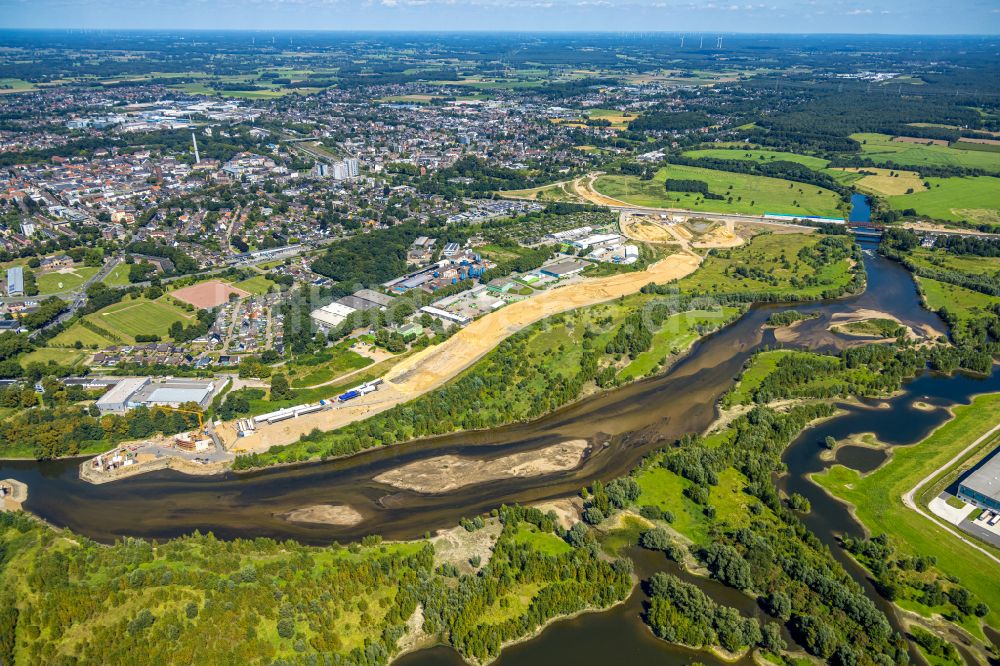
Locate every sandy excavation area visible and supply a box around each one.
[622,216,677,244]
[227,251,700,454]
[691,220,742,249]
[373,439,590,494]
[281,504,364,526]
[385,252,700,396]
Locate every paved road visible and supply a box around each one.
[901,421,1000,566]
[24,256,123,337]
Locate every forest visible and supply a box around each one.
[0,503,629,665]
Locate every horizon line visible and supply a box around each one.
[1,28,998,38]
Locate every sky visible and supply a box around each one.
[2,0,999,34]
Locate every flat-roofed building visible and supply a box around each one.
[354,289,395,308]
[419,305,470,326]
[95,377,151,413]
[540,259,588,278]
[309,302,357,329]
[6,267,24,297]
[129,380,215,410]
[958,449,1000,513]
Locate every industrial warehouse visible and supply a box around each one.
[95,376,221,413]
[958,449,1000,514]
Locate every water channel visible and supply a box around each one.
[2,232,997,664]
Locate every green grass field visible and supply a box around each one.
[681,148,830,171]
[635,466,709,542]
[511,524,573,556]
[101,263,132,287]
[51,296,196,347]
[724,350,797,406]
[594,164,844,217]
[853,133,1000,173]
[677,233,856,299]
[288,347,373,388]
[907,248,1000,278]
[232,275,276,295]
[0,78,36,93]
[887,176,1000,224]
[917,277,1000,325]
[813,393,1000,633]
[35,266,99,295]
[19,347,87,369]
[618,307,742,380]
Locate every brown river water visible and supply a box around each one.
[3,240,998,664]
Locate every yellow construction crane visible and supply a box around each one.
[157,406,206,432]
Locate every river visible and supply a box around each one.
[2,235,997,664]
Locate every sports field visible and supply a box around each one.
[681,148,830,170]
[593,164,844,217]
[171,280,250,308]
[853,133,1000,172]
[887,176,1000,224]
[35,266,99,294]
[50,296,196,347]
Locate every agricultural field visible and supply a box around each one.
[584,107,639,128]
[836,167,927,196]
[550,108,638,130]
[813,393,1000,633]
[593,164,844,218]
[681,148,831,171]
[887,176,1000,224]
[853,133,1000,172]
[50,296,196,347]
[676,232,857,299]
[34,266,99,294]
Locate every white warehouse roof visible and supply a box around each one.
[310,302,357,328]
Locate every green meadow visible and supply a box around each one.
[594,164,844,217]
[853,133,1000,172]
[888,176,1000,224]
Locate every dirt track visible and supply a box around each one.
[229,251,701,453]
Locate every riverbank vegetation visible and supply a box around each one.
[880,228,1000,354]
[604,397,907,663]
[5,346,996,664]
[814,393,1000,644]
[610,346,1000,662]
[0,504,629,666]
[234,231,861,469]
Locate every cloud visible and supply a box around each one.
[846,7,872,14]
